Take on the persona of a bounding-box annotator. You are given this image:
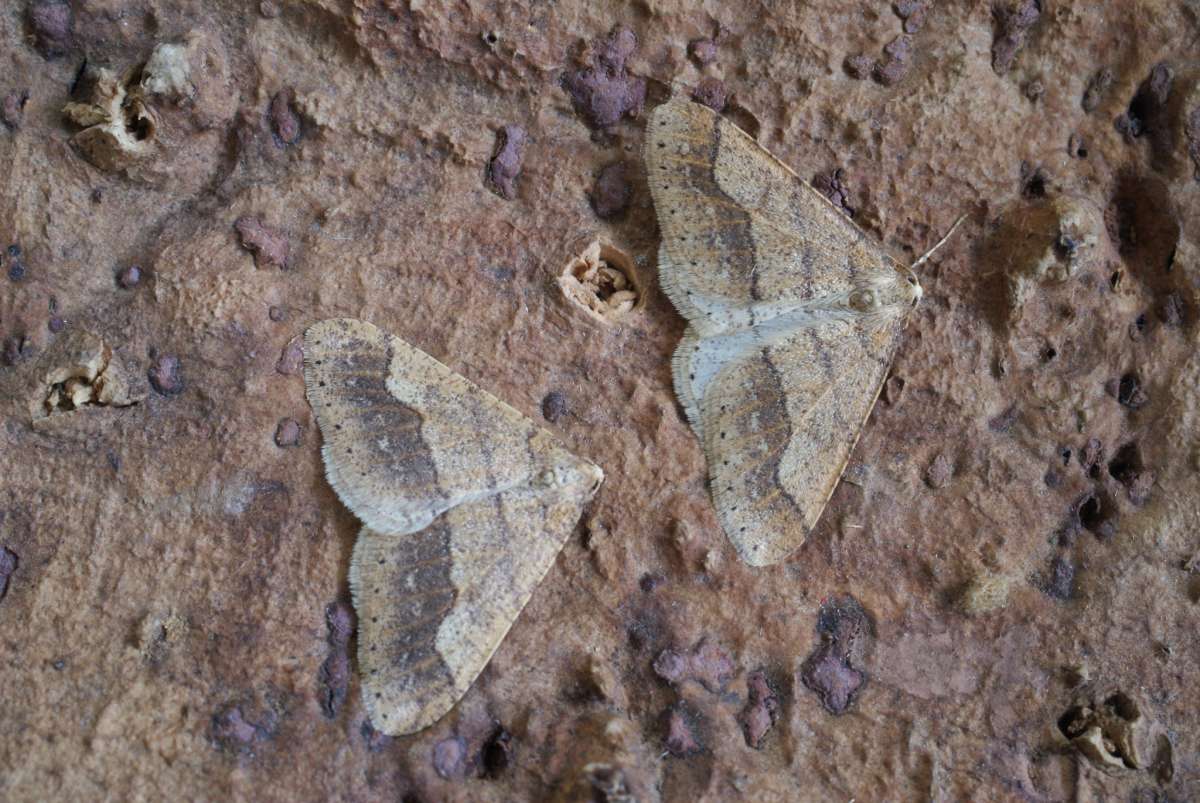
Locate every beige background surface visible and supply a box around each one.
[1,1,1198,800]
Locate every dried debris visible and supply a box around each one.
[116,265,143,288]
[812,168,855,217]
[29,330,144,421]
[0,547,17,602]
[662,704,702,757]
[1058,692,1146,770]
[274,418,302,448]
[433,735,468,779]
[62,64,158,172]
[210,703,274,752]
[894,1,927,34]
[924,453,954,489]
[276,337,303,375]
[1044,554,1076,600]
[689,38,717,65]
[844,54,876,81]
[235,216,290,269]
[136,610,188,665]
[359,720,392,752]
[148,354,185,396]
[558,241,642,324]
[690,77,727,111]
[541,390,569,422]
[873,35,913,86]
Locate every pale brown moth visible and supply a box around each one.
[645,96,959,566]
[304,318,603,734]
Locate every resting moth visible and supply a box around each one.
[304,318,603,734]
[645,96,959,566]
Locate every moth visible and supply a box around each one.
[645,96,958,566]
[304,318,603,734]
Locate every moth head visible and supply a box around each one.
[903,268,923,306]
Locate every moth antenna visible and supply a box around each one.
[910,214,967,271]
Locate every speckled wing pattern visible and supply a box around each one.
[645,97,916,567]
[304,318,603,734]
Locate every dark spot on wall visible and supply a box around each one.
[991,0,1040,74]
[739,669,780,748]
[590,160,632,220]
[269,88,302,147]
[662,703,704,757]
[26,0,73,59]
[561,26,646,130]
[481,725,513,778]
[0,547,18,602]
[148,354,185,396]
[1082,67,1112,112]
[799,595,870,714]
[486,125,527,201]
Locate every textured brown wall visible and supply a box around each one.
[1,1,1198,801]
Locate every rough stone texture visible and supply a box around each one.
[1,2,1199,802]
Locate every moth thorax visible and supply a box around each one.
[536,464,577,489]
[849,286,883,312]
[850,275,911,313]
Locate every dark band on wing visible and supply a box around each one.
[319,322,440,492]
[738,351,804,517]
[657,105,761,302]
[367,522,458,695]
